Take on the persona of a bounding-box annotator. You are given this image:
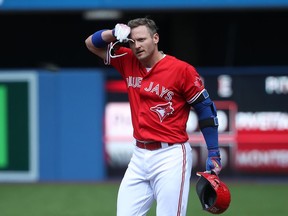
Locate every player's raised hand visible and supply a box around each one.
[206,150,222,175]
[113,24,131,43]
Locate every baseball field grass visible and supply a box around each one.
[0,179,287,216]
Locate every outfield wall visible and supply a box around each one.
[0,70,106,182]
[0,67,287,182]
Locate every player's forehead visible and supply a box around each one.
[130,25,151,39]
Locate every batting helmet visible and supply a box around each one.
[196,172,231,214]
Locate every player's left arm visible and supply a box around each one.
[190,89,222,175]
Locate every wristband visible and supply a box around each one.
[112,28,116,37]
[208,149,220,157]
[91,29,109,48]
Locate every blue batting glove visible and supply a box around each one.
[206,150,222,175]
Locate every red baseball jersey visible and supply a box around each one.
[109,47,204,143]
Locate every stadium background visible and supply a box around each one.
[1,0,288,182]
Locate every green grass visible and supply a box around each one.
[0,181,287,216]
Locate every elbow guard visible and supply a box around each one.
[190,89,219,130]
[190,89,219,150]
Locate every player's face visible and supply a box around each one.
[129,25,159,62]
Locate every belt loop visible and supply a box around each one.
[161,142,169,148]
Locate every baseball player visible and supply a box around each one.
[85,17,222,216]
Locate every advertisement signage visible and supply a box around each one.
[104,67,288,177]
[0,72,38,182]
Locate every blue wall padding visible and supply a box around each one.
[38,70,106,181]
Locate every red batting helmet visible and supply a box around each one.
[196,172,231,214]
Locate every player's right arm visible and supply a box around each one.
[85,29,115,60]
[85,24,131,60]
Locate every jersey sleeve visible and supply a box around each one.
[181,64,205,103]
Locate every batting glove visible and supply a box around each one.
[113,23,131,43]
[206,150,222,175]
